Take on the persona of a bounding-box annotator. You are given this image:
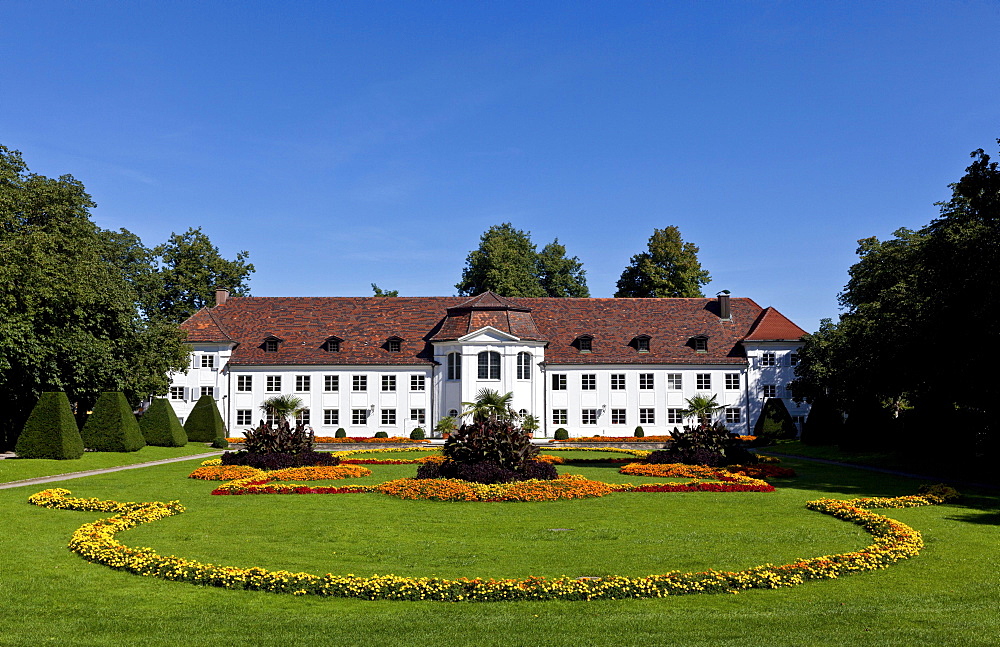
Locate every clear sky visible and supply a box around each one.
[2,1,998,332]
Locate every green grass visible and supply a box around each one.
[0,443,219,484]
[1,455,998,646]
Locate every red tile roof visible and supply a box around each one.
[179,295,803,367]
[743,307,808,341]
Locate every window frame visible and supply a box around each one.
[477,351,500,380]
[236,409,252,426]
[666,373,682,390]
[295,375,311,392]
[581,374,597,391]
[265,376,281,393]
[323,409,339,426]
[639,373,654,390]
[611,408,626,425]
[352,375,367,392]
[381,408,396,426]
[447,352,461,380]
[552,409,568,425]
[725,408,741,424]
[639,408,655,425]
[610,374,626,390]
[200,354,215,369]
[169,386,185,401]
[516,352,532,380]
[410,408,426,425]
[351,409,368,425]
[581,409,599,425]
[295,409,311,426]
[324,375,339,392]
[696,373,711,390]
[761,352,776,367]
[666,408,683,424]
[237,375,252,392]
[551,374,567,391]
[410,374,426,391]
[725,373,740,390]
[381,375,396,392]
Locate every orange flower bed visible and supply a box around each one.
[535,454,566,464]
[552,435,673,443]
[188,466,265,481]
[375,475,624,502]
[267,465,372,481]
[619,463,722,479]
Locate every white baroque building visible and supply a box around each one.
[169,290,808,437]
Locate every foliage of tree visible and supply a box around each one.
[615,226,711,298]
[81,392,146,452]
[792,140,1000,462]
[145,227,254,324]
[0,146,190,450]
[14,392,84,459]
[371,284,399,297]
[184,395,227,443]
[798,395,842,447]
[139,398,188,447]
[456,223,588,297]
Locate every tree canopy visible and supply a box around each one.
[614,226,711,298]
[791,139,1000,462]
[456,223,589,297]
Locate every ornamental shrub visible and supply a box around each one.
[799,396,842,446]
[138,398,187,447]
[633,426,644,438]
[221,450,340,470]
[434,418,555,484]
[243,419,314,454]
[416,458,557,484]
[15,392,84,459]
[81,392,146,452]
[646,423,754,467]
[335,428,347,438]
[554,428,569,440]
[184,395,227,443]
[752,397,798,445]
[374,431,389,438]
[410,427,425,440]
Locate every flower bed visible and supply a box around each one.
[551,435,673,443]
[226,436,429,444]
[188,465,265,481]
[375,475,626,502]
[619,462,795,481]
[28,487,948,602]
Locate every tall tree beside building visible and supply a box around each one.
[614,226,711,298]
[456,223,589,297]
[0,145,189,450]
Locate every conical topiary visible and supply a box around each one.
[752,397,798,445]
[139,398,188,447]
[184,395,227,443]
[15,392,85,459]
[81,392,146,452]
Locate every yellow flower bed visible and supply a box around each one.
[188,465,265,481]
[375,475,624,502]
[28,487,947,602]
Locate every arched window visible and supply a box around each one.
[478,351,500,380]
[517,352,531,380]
[449,409,458,418]
[447,352,461,380]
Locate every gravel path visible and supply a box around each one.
[0,452,223,490]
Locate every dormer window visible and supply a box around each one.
[386,336,403,353]
[691,335,708,352]
[576,335,593,353]
[325,337,342,352]
[262,336,282,352]
[634,335,651,353]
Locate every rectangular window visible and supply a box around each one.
[552,374,567,391]
[381,409,396,425]
[581,374,596,391]
[352,375,367,392]
[581,409,598,425]
[236,409,252,426]
[693,337,708,352]
[265,412,281,426]
[324,375,339,392]
[761,352,776,367]
[266,376,281,392]
[296,375,311,392]
[636,337,650,352]
[200,386,214,398]
[447,353,461,380]
[324,409,339,426]
[381,375,396,392]
[387,339,401,353]
[478,351,500,380]
[789,353,799,366]
[237,375,252,392]
[667,408,683,424]
[410,375,425,391]
[517,352,531,379]
[639,408,655,425]
[578,337,592,352]
[639,373,654,390]
[726,408,741,424]
[326,339,340,352]
[264,339,278,352]
[696,373,711,390]
[169,387,184,400]
[296,409,310,426]
[201,354,215,368]
[410,408,426,424]
[552,409,568,425]
[762,384,777,398]
[725,373,740,390]
[611,374,625,390]
[352,409,367,425]
[611,409,626,425]
[666,373,682,390]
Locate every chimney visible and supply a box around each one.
[717,291,731,321]
[214,288,229,307]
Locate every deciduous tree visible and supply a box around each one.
[615,226,711,298]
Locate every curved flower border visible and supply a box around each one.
[28,487,944,601]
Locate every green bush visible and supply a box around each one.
[800,396,841,446]
[633,426,644,438]
[752,398,798,445]
[374,431,389,438]
[335,428,347,438]
[14,392,85,459]
[211,436,229,449]
[554,427,569,440]
[138,398,187,447]
[410,427,425,440]
[184,395,227,443]
[81,392,146,452]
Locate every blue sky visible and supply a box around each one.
[2,1,998,333]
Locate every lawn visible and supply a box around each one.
[0,443,220,484]
[0,453,997,646]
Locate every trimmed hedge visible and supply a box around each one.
[374,431,389,438]
[15,392,85,459]
[335,428,347,438]
[753,398,798,444]
[633,426,644,438]
[554,428,569,440]
[81,392,146,452]
[410,427,426,440]
[184,395,227,443]
[139,398,188,447]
